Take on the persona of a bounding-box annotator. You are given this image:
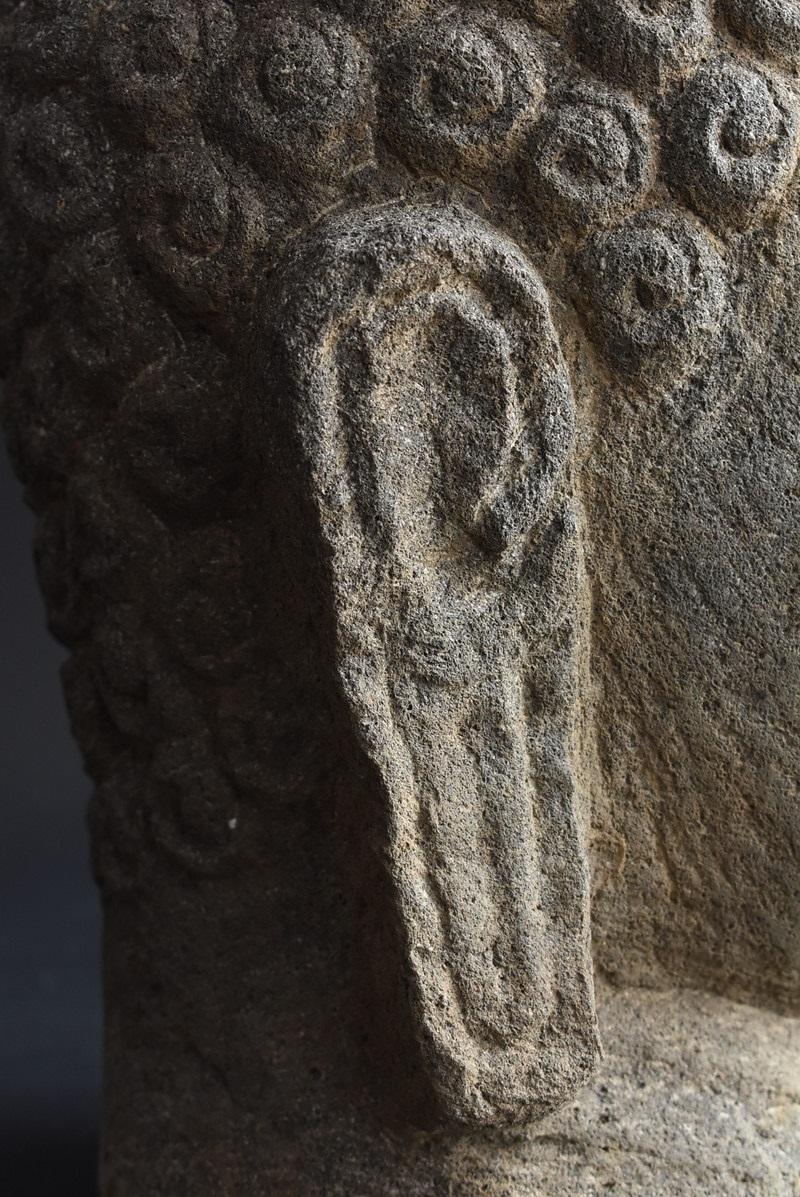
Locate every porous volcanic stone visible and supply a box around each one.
[1,1,798,1193]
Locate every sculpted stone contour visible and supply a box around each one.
[720,0,800,71]
[220,7,373,196]
[1,0,799,1193]
[574,0,713,99]
[258,202,598,1126]
[382,11,544,181]
[4,95,115,240]
[525,81,654,236]
[576,209,726,384]
[666,57,800,232]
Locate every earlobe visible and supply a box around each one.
[259,201,599,1129]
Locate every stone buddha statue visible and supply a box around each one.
[2,1,798,1192]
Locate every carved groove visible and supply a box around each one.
[217,6,374,194]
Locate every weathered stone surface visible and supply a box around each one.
[257,201,598,1127]
[1,0,798,1192]
[573,0,713,99]
[720,0,800,72]
[575,208,726,383]
[524,80,654,236]
[665,56,800,233]
[382,10,544,182]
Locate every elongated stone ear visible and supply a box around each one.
[256,203,599,1129]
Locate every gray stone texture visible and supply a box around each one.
[1,0,798,1193]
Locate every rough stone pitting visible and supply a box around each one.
[720,0,800,71]
[523,1,574,36]
[49,231,178,386]
[524,81,654,237]
[98,0,235,145]
[575,209,727,384]
[1,0,799,1191]
[145,735,243,877]
[12,0,97,85]
[257,200,599,1128]
[382,10,545,181]
[2,325,87,506]
[127,145,273,334]
[573,0,713,99]
[119,343,241,519]
[4,95,116,242]
[217,6,374,196]
[88,758,147,896]
[666,57,800,234]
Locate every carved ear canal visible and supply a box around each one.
[474,428,566,554]
[262,202,600,1128]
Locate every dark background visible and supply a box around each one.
[1,445,101,1194]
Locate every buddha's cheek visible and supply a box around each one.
[585,236,800,1009]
